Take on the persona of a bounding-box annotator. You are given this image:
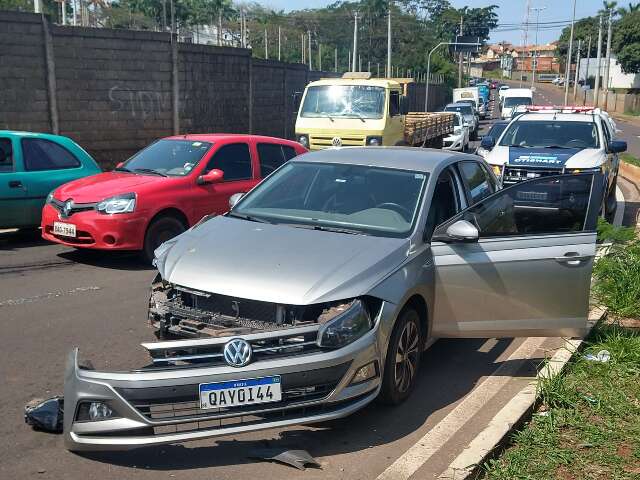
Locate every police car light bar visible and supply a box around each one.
[524,105,600,114]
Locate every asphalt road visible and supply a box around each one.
[0,92,633,479]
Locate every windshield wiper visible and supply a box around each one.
[133,168,167,177]
[226,212,271,224]
[541,145,574,149]
[284,223,369,235]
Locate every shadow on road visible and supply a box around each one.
[57,249,154,271]
[77,338,542,471]
[0,228,48,250]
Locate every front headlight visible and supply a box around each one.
[96,193,136,214]
[366,136,383,146]
[46,191,55,205]
[491,164,502,176]
[297,134,309,148]
[318,299,372,349]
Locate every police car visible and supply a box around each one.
[480,106,627,216]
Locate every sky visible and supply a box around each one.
[254,0,606,45]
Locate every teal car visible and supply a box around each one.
[0,131,101,229]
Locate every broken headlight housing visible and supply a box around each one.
[318,299,372,349]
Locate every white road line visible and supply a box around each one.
[376,337,547,480]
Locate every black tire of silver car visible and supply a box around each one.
[379,307,423,405]
[142,216,186,264]
[604,173,618,218]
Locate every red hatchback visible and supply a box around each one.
[42,134,307,261]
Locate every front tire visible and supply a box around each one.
[142,216,186,264]
[378,307,423,405]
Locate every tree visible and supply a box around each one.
[557,17,600,63]
[612,10,640,72]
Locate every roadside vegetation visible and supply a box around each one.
[620,152,640,168]
[482,222,640,479]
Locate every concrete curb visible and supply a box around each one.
[437,307,608,480]
[620,162,640,187]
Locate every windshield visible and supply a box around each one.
[123,139,211,176]
[503,97,532,108]
[300,85,386,119]
[487,123,508,139]
[233,162,428,238]
[446,105,473,116]
[453,115,461,126]
[499,121,599,149]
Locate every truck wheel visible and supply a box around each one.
[142,216,186,264]
[378,307,423,405]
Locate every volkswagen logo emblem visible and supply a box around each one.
[223,338,252,367]
[62,199,74,218]
[331,137,342,147]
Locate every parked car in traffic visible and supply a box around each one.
[0,131,101,229]
[63,146,603,451]
[42,134,307,261]
[441,111,470,152]
[481,106,625,217]
[500,88,533,120]
[444,102,478,139]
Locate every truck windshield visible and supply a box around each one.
[445,105,473,116]
[300,85,386,119]
[232,162,428,238]
[499,121,599,149]
[503,97,533,108]
[123,139,212,176]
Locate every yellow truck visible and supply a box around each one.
[295,72,454,150]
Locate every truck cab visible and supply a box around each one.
[295,73,409,150]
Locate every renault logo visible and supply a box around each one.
[331,137,342,147]
[223,338,252,367]
[62,199,74,218]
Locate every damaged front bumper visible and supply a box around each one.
[63,315,388,451]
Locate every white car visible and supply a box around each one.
[442,111,470,151]
[498,85,510,104]
[480,107,627,217]
[501,88,533,120]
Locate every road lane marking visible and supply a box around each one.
[376,337,547,480]
[0,286,101,307]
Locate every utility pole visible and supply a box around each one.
[377,62,380,77]
[530,6,546,88]
[458,16,464,88]
[61,0,67,25]
[278,26,281,61]
[218,11,222,45]
[334,47,338,72]
[603,8,613,108]
[308,30,312,71]
[387,3,392,78]
[585,35,592,89]
[33,0,41,13]
[594,15,603,107]
[301,33,305,64]
[319,43,322,71]
[348,50,351,71]
[352,12,358,72]
[358,54,362,72]
[264,28,268,59]
[573,39,581,100]
[520,0,531,87]
[564,0,577,105]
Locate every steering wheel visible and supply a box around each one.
[376,202,412,221]
[566,139,587,148]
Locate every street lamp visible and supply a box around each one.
[425,41,480,111]
[564,0,577,105]
[530,6,547,88]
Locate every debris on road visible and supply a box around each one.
[583,349,611,363]
[250,448,321,470]
[24,396,64,433]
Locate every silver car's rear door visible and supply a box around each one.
[430,173,602,338]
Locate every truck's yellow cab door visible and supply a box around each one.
[385,89,404,146]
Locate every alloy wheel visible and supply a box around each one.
[394,318,420,394]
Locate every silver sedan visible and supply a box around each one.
[64,147,602,451]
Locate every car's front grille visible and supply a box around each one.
[49,198,97,217]
[114,362,351,423]
[503,166,564,185]
[310,135,366,149]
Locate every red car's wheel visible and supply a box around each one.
[142,216,186,264]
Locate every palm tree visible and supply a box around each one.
[617,2,640,14]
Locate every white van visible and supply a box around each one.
[501,88,533,120]
[453,87,480,110]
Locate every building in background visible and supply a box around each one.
[578,56,640,91]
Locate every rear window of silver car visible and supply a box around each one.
[234,162,429,238]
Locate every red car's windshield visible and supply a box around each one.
[122,139,212,176]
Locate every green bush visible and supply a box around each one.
[593,239,640,318]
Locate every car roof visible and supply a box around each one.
[515,113,597,123]
[446,102,472,108]
[0,130,68,140]
[162,133,300,145]
[293,146,475,173]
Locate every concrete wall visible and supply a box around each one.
[0,11,448,167]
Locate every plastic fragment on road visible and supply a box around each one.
[250,448,321,470]
[583,349,611,363]
[24,396,64,433]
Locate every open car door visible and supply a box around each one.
[430,173,603,338]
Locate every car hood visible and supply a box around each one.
[154,216,411,305]
[53,172,162,203]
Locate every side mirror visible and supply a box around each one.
[433,219,479,243]
[480,136,495,150]
[608,140,627,153]
[197,168,224,185]
[115,162,124,169]
[400,97,409,115]
[228,192,244,209]
[293,91,303,111]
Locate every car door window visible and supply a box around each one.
[204,143,252,181]
[0,138,13,172]
[601,119,611,148]
[257,143,287,177]
[457,160,496,205]
[282,145,298,160]
[425,167,462,240]
[389,91,401,116]
[436,174,597,239]
[21,138,80,171]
